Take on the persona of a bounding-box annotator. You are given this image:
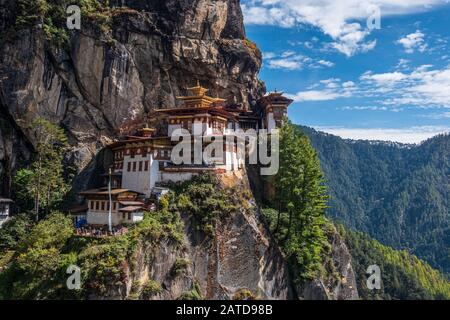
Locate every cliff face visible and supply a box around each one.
[0,0,264,192]
[299,226,359,300]
[110,202,294,300]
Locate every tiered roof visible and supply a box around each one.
[155,81,236,120]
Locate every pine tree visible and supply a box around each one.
[272,120,328,281]
[13,119,70,221]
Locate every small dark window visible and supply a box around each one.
[144,161,149,171]
[90,201,94,210]
[101,202,105,211]
[122,213,126,220]
[139,161,143,171]
[95,201,99,210]
[132,162,137,172]
[127,162,131,172]
[128,212,132,220]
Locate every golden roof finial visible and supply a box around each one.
[174,80,226,107]
[187,80,208,97]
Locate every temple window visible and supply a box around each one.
[182,120,192,132]
[144,161,149,171]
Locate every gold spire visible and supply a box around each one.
[176,80,226,108]
[139,123,155,137]
[186,80,209,97]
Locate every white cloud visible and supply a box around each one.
[320,78,341,88]
[287,90,347,102]
[314,126,450,143]
[267,59,303,70]
[262,52,276,59]
[371,65,450,107]
[420,111,450,119]
[288,64,450,108]
[317,60,335,67]
[264,51,306,70]
[340,105,388,111]
[396,30,428,53]
[396,58,410,69]
[360,71,407,83]
[241,0,447,56]
[343,81,356,88]
[288,78,356,101]
[263,51,335,70]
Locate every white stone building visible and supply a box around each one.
[77,189,144,227]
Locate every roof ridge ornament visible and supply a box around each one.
[175,80,226,108]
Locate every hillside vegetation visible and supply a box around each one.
[339,225,450,299]
[301,126,450,277]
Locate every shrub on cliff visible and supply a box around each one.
[14,0,112,46]
[167,174,239,236]
[0,212,76,299]
[0,214,33,252]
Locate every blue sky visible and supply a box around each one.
[241,0,450,143]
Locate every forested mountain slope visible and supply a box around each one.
[300,126,450,276]
[338,225,450,300]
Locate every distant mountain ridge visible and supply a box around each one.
[299,125,450,276]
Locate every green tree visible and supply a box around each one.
[14,119,70,221]
[0,212,75,299]
[0,214,32,252]
[269,120,329,281]
[15,0,49,27]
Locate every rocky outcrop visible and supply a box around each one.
[0,104,32,196]
[123,208,293,300]
[0,0,264,193]
[298,226,359,300]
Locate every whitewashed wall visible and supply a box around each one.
[122,154,152,196]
